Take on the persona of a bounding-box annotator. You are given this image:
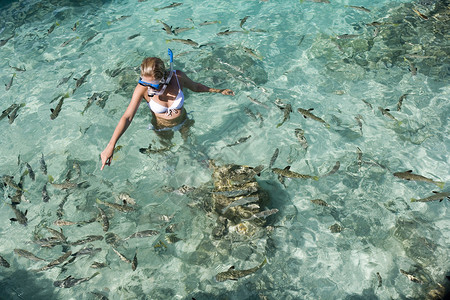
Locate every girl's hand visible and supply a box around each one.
[221,89,235,96]
[100,146,114,170]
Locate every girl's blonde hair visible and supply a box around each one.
[140,57,166,80]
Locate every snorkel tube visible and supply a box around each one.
[168,48,173,71]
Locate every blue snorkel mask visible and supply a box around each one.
[139,48,174,97]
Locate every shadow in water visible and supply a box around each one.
[0,269,57,300]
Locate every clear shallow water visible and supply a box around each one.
[0,0,449,299]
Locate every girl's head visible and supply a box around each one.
[140,57,166,81]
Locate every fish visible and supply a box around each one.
[272,166,319,180]
[2,175,24,191]
[361,99,372,109]
[5,73,15,91]
[47,23,59,34]
[226,135,251,147]
[337,34,360,39]
[50,93,69,120]
[411,191,450,203]
[42,183,50,202]
[378,107,400,123]
[90,261,108,269]
[0,103,19,121]
[213,183,259,198]
[96,198,135,212]
[412,8,428,20]
[330,223,343,233]
[54,220,77,226]
[34,236,62,248]
[8,204,28,225]
[124,230,159,240]
[60,36,79,47]
[71,235,104,246]
[165,234,181,244]
[221,196,260,214]
[311,199,329,207]
[297,108,329,127]
[154,2,183,11]
[127,33,140,40]
[72,247,102,257]
[97,206,109,232]
[107,15,131,25]
[323,161,340,177]
[8,103,25,124]
[156,20,173,34]
[57,72,73,87]
[243,209,279,221]
[217,30,247,36]
[400,269,423,284]
[240,16,250,28]
[247,96,269,109]
[82,92,99,115]
[74,69,91,89]
[46,227,67,242]
[244,107,257,121]
[51,180,77,189]
[36,251,72,272]
[269,148,279,169]
[117,192,136,205]
[139,143,174,155]
[356,147,363,170]
[112,248,131,263]
[167,38,198,47]
[393,170,444,188]
[215,258,267,282]
[40,153,47,175]
[53,272,99,288]
[14,249,46,261]
[0,34,15,47]
[173,27,195,35]
[199,21,221,26]
[301,0,330,3]
[71,22,79,31]
[406,59,417,76]
[345,5,371,12]
[277,103,292,127]
[132,252,138,271]
[377,272,382,287]
[25,162,35,181]
[397,94,407,111]
[0,255,10,268]
[81,32,99,47]
[294,128,308,150]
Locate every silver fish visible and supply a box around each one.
[47,23,59,34]
[71,235,104,246]
[272,166,319,180]
[117,192,136,205]
[8,103,25,124]
[215,258,267,282]
[36,251,72,272]
[97,206,109,232]
[168,38,198,47]
[107,15,131,25]
[311,199,329,207]
[5,73,15,91]
[46,227,67,242]
[0,255,10,268]
[50,93,69,120]
[57,72,73,87]
[90,261,108,269]
[361,99,372,109]
[0,103,19,121]
[112,248,131,263]
[269,148,279,169]
[337,34,360,39]
[221,195,260,214]
[51,180,77,189]
[295,128,308,150]
[199,21,221,26]
[400,269,423,284]
[277,104,292,127]
[53,272,99,288]
[240,16,250,28]
[411,191,450,203]
[81,32,99,47]
[356,147,363,170]
[60,36,78,47]
[355,114,363,134]
[96,198,134,212]
[397,94,407,111]
[297,108,329,127]
[72,247,102,257]
[217,30,247,36]
[71,22,79,31]
[247,96,269,108]
[74,69,91,89]
[154,2,183,11]
[25,162,35,181]
[2,175,23,191]
[226,135,251,147]
[54,220,77,226]
[124,230,159,240]
[323,161,340,177]
[393,170,444,188]
[14,249,46,261]
[378,107,400,122]
[243,209,279,221]
[173,27,194,35]
[40,153,47,175]
[346,5,371,12]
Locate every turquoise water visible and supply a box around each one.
[1,0,449,299]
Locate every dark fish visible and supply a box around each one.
[322,161,340,177]
[199,20,221,26]
[243,209,279,221]
[139,143,175,155]
[74,69,91,89]
[165,234,181,244]
[71,22,79,31]
[40,154,47,176]
[46,227,67,242]
[226,135,251,147]
[81,32,99,47]
[378,107,400,123]
[346,5,371,12]
[60,36,79,47]
[154,2,183,11]
[336,34,359,39]
[8,103,25,124]
[393,170,444,188]
[400,269,423,284]
[0,34,15,47]
[247,96,269,109]
[168,38,199,47]
[272,166,319,180]
[157,20,173,34]
[8,204,28,225]
[36,251,72,272]
[297,108,329,127]
[397,94,407,111]
[2,175,23,191]
[47,23,59,34]
[5,73,15,91]
[295,128,308,150]
[132,252,138,271]
[14,249,46,261]
[301,0,330,3]
[112,248,131,263]
[407,60,417,76]
[173,27,194,35]
[355,114,363,134]
[50,93,69,120]
[361,99,372,109]
[42,183,50,202]
[217,30,247,36]
[213,182,259,198]
[311,199,329,207]
[269,148,279,168]
[72,247,102,257]
[215,258,267,281]
[25,162,35,181]
[90,261,108,269]
[71,235,104,246]
[221,195,260,214]
[107,15,131,25]
[377,272,382,287]
[411,191,450,203]
[53,272,99,288]
[96,198,134,212]
[51,180,77,189]
[127,33,140,40]
[124,230,159,240]
[412,8,428,20]
[57,72,73,87]
[240,16,250,28]
[82,92,99,115]
[97,206,109,232]
[0,103,19,121]
[0,255,10,268]
[276,103,292,127]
